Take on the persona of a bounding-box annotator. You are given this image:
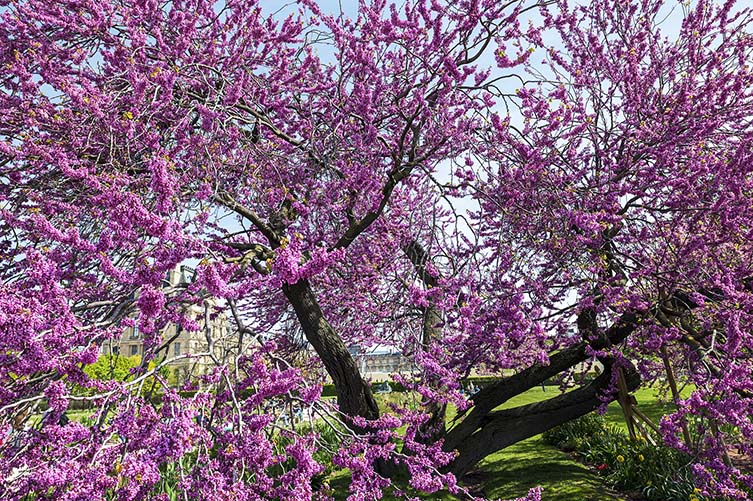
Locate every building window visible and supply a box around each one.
[174,342,181,356]
[130,324,139,339]
[180,266,195,284]
[112,346,120,355]
[130,345,139,356]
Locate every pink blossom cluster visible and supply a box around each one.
[1,0,753,499]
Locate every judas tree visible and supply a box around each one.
[0,0,752,500]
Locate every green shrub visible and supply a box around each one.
[82,354,169,400]
[269,421,342,491]
[543,413,704,501]
[82,354,140,386]
[542,412,607,450]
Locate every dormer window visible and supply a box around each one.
[180,265,196,284]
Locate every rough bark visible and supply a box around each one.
[446,360,640,477]
[444,311,639,453]
[282,279,379,421]
[403,240,447,442]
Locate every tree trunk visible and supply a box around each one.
[443,312,641,476]
[417,305,447,443]
[403,240,447,442]
[447,361,640,477]
[444,312,638,453]
[283,274,646,479]
[282,279,379,422]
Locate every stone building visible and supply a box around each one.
[101,265,230,385]
[348,346,413,381]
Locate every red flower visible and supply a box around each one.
[597,463,608,471]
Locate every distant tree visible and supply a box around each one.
[1,0,752,499]
[83,354,141,384]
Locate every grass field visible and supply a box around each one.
[473,386,629,501]
[330,383,691,500]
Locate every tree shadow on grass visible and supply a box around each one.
[474,438,625,501]
[328,437,624,501]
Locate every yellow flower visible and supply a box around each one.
[122,111,134,120]
[638,454,644,462]
[616,455,625,463]
[689,496,699,501]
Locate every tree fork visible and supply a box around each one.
[446,359,641,477]
[444,311,640,452]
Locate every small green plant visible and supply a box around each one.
[542,412,607,451]
[543,414,704,501]
[153,461,182,501]
[268,421,342,491]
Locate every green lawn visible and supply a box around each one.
[604,385,693,433]
[477,383,694,500]
[475,438,625,501]
[329,383,691,500]
[474,386,627,501]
